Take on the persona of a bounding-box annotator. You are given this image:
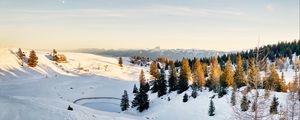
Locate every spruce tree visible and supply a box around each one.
[28,50,38,67]
[132,71,150,112]
[251,102,257,113]
[268,64,286,92]
[192,59,205,90]
[183,93,189,102]
[133,84,138,93]
[234,53,247,88]
[137,88,149,112]
[139,70,146,87]
[118,57,123,67]
[168,60,178,92]
[240,94,249,111]
[144,82,150,93]
[263,64,271,90]
[270,95,279,114]
[53,49,57,55]
[191,88,198,98]
[120,90,130,111]
[131,90,139,108]
[217,85,227,98]
[208,99,215,116]
[224,57,234,87]
[208,57,221,92]
[150,61,160,80]
[177,58,191,94]
[151,80,159,93]
[248,58,258,89]
[17,48,25,59]
[230,90,236,106]
[157,68,167,97]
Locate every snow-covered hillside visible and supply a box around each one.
[0,48,298,120]
[0,48,148,120]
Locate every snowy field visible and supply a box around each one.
[0,48,297,120]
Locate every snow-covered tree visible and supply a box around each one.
[231,90,236,106]
[286,71,300,120]
[269,95,279,114]
[240,94,249,112]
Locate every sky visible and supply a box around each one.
[0,0,299,51]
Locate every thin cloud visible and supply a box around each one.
[265,4,275,12]
[0,5,245,22]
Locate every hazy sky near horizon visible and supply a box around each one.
[0,0,299,51]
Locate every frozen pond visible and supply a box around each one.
[77,99,121,113]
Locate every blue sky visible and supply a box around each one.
[0,0,299,51]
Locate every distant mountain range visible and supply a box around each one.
[72,48,227,60]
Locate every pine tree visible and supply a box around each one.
[208,99,215,116]
[53,49,57,56]
[218,85,227,98]
[17,48,25,59]
[234,53,247,88]
[132,72,150,112]
[224,57,234,87]
[139,70,146,88]
[240,94,249,111]
[251,98,257,112]
[28,50,38,67]
[202,63,208,77]
[137,88,149,112]
[192,59,205,90]
[263,64,271,90]
[133,84,138,93]
[268,64,286,92]
[131,90,139,108]
[157,68,167,97]
[208,57,221,92]
[151,80,159,93]
[52,49,59,61]
[270,95,279,114]
[177,58,191,94]
[168,60,178,92]
[191,87,198,98]
[120,90,130,111]
[150,61,160,80]
[230,90,236,106]
[118,57,123,67]
[248,58,258,89]
[144,82,150,93]
[183,93,188,102]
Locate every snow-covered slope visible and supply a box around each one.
[0,48,147,120]
[0,48,298,120]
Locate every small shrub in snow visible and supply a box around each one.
[67,105,73,111]
[183,93,188,103]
